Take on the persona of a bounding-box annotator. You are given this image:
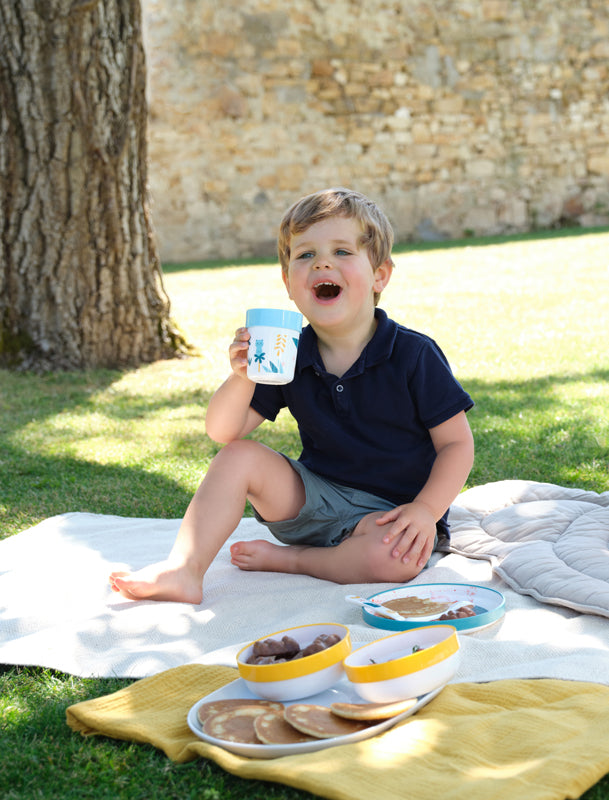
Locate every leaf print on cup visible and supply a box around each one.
[274,333,287,358]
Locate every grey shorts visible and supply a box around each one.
[253,456,398,547]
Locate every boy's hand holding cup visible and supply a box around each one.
[245,308,303,384]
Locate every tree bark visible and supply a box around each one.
[0,0,188,370]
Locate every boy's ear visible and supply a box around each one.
[282,269,292,298]
[373,258,393,293]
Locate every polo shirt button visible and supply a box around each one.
[336,384,344,392]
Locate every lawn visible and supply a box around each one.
[1,229,608,799]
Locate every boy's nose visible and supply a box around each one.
[313,256,332,269]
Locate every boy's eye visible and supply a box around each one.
[295,251,314,260]
[336,248,351,256]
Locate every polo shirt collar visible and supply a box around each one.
[296,308,397,376]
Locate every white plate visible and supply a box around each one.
[187,677,444,759]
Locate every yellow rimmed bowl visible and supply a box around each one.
[343,625,460,703]
[236,622,351,701]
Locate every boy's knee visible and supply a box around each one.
[208,439,273,484]
[214,438,265,465]
[352,534,425,583]
[351,514,426,582]
[351,511,387,538]
[370,550,426,583]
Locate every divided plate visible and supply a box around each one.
[187,677,444,759]
[361,582,505,633]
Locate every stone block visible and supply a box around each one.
[466,159,496,178]
[588,155,609,176]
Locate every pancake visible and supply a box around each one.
[284,704,372,739]
[254,710,317,744]
[330,697,417,721]
[196,698,282,727]
[203,705,273,744]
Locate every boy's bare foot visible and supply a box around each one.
[230,539,302,573]
[108,561,203,604]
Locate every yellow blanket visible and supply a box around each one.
[66,664,609,800]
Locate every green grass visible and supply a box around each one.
[1,228,608,799]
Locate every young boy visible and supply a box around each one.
[110,188,474,604]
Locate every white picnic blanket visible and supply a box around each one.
[1,480,609,682]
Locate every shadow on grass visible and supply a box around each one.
[0,368,212,536]
[0,667,316,800]
[465,367,609,490]
[0,442,195,533]
[1,363,607,539]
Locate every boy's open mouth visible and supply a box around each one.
[313,281,342,300]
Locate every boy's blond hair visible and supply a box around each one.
[278,188,394,305]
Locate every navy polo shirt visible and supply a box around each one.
[250,308,473,529]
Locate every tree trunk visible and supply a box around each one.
[0,0,189,370]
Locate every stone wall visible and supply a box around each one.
[143,0,609,262]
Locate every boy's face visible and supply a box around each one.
[282,215,391,331]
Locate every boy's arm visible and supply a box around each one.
[205,327,266,443]
[376,410,474,566]
[414,410,474,523]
